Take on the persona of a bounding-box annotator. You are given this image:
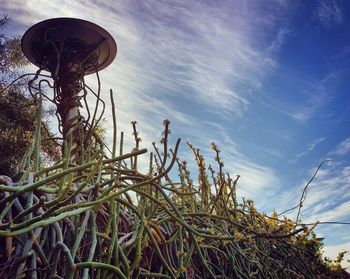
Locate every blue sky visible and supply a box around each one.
[2,0,350,266]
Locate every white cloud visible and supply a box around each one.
[268,26,291,52]
[316,0,344,29]
[290,89,330,122]
[2,0,286,198]
[291,137,325,162]
[249,67,338,124]
[331,138,350,156]
[3,0,286,116]
[280,73,337,122]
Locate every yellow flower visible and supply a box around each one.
[234,232,244,242]
[180,266,187,273]
[195,236,205,243]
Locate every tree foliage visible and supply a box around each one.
[0,16,59,177]
[0,16,27,79]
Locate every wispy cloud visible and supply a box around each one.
[331,137,350,156]
[290,91,330,122]
[290,137,325,162]
[282,73,337,122]
[2,0,286,200]
[268,26,291,52]
[4,0,288,116]
[315,0,344,29]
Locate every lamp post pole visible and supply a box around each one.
[21,18,117,162]
[56,62,83,162]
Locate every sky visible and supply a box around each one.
[2,0,350,266]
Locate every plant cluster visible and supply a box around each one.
[0,88,349,278]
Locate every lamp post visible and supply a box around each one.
[21,18,117,162]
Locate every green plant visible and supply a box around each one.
[1,86,349,278]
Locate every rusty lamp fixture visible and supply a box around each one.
[21,17,117,161]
